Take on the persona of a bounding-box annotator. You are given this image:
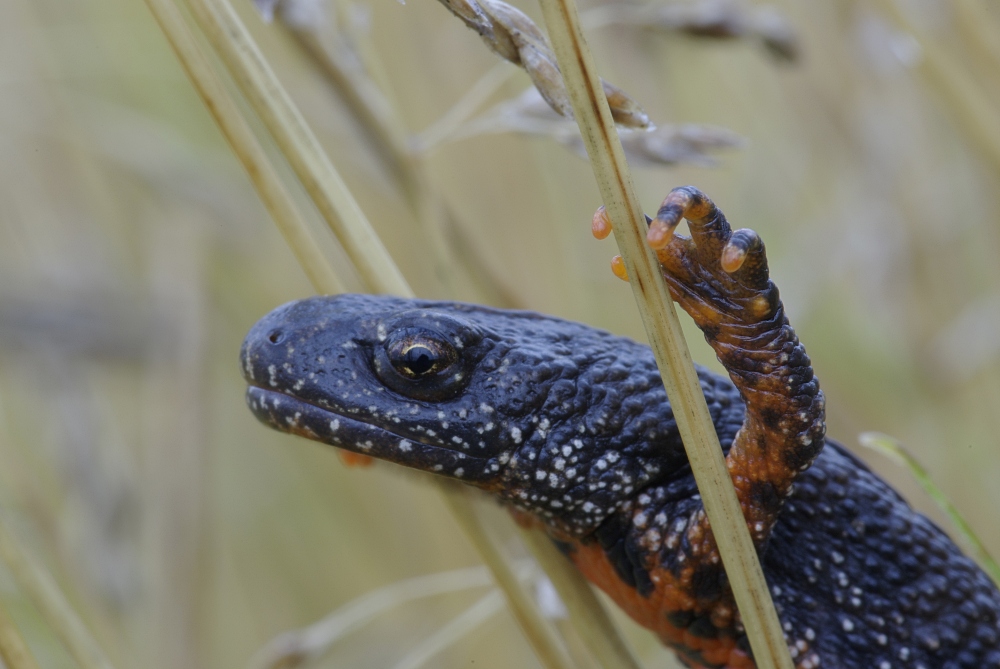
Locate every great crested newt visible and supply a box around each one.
[240,186,1000,668]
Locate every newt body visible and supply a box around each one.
[241,188,1000,668]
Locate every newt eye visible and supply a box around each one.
[399,345,436,376]
[372,315,479,402]
[385,336,456,380]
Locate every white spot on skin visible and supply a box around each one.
[268,365,278,386]
[454,468,464,478]
[536,470,547,481]
[377,323,387,341]
[511,427,522,444]
[330,419,340,432]
[596,459,608,470]
[561,445,573,457]
[841,618,854,632]
[399,440,412,452]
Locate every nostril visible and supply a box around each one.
[267,330,284,344]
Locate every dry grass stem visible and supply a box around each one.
[0,517,116,669]
[258,9,495,299]
[389,591,505,669]
[955,0,1000,70]
[517,527,643,669]
[171,5,579,667]
[186,0,409,295]
[414,61,516,153]
[272,13,521,302]
[286,28,412,189]
[858,433,1000,585]
[438,483,576,669]
[0,599,42,669]
[143,0,345,295]
[248,564,528,669]
[441,88,743,166]
[536,0,793,667]
[436,0,650,128]
[874,0,1000,175]
[582,0,799,61]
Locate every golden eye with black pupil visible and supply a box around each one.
[386,337,455,380]
[399,344,437,377]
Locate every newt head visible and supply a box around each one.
[240,293,709,537]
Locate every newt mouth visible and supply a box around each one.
[245,385,492,481]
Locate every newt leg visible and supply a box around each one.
[595,186,826,559]
[652,186,826,555]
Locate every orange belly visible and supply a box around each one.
[565,539,756,669]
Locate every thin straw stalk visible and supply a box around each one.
[185,0,409,295]
[438,483,576,669]
[144,0,345,295]
[874,0,1000,176]
[517,527,642,669]
[0,599,42,669]
[389,590,506,669]
[0,517,116,669]
[284,27,518,304]
[155,5,576,667]
[535,0,793,667]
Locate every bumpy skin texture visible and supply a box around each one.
[241,189,1000,669]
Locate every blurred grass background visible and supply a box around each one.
[0,0,999,667]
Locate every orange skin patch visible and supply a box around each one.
[566,538,755,669]
[338,450,375,468]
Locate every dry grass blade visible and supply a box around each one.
[874,0,1000,176]
[536,0,794,667]
[517,527,642,669]
[278,25,462,297]
[0,599,42,669]
[0,517,116,669]
[583,0,799,61]
[186,0,409,295]
[143,0,345,295]
[438,482,576,669]
[247,565,519,669]
[162,5,576,668]
[858,432,1000,586]
[436,0,650,128]
[389,590,505,669]
[440,88,743,166]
